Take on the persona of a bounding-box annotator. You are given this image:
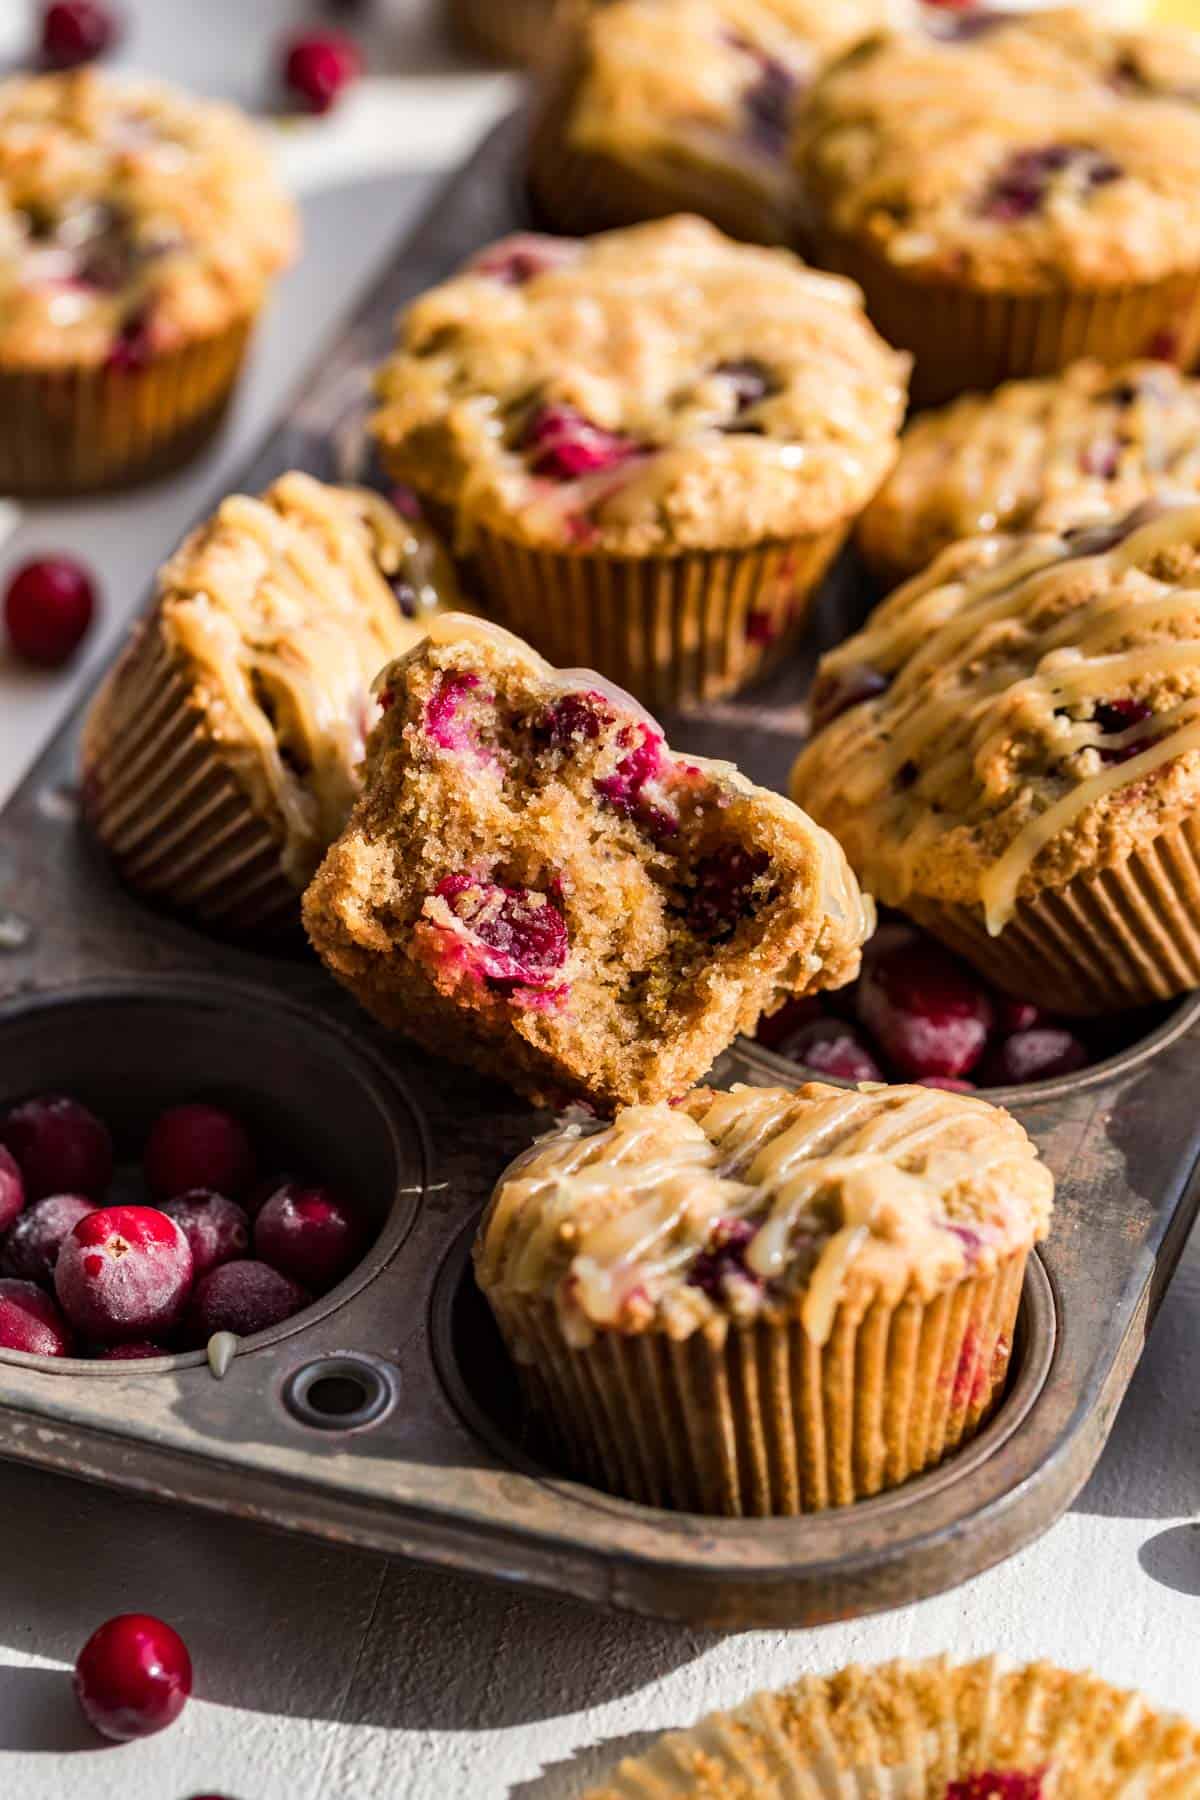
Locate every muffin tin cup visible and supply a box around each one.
[811,231,1200,408]
[466,523,851,711]
[905,815,1200,1016]
[0,315,255,497]
[488,1252,1026,1517]
[82,614,299,937]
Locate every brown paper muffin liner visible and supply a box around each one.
[448,0,563,65]
[812,230,1200,408]
[492,1251,1026,1516]
[82,615,299,938]
[905,815,1200,1018]
[467,524,850,710]
[0,314,254,498]
[583,1656,1200,1799]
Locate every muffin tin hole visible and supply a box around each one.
[282,1354,398,1431]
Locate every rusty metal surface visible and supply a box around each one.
[0,111,1198,1629]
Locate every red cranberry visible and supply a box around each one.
[469,234,577,285]
[981,1028,1089,1086]
[539,689,611,750]
[713,358,775,414]
[4,558,97,668]
[595,723,676,837]
[96,1341,168,1360]
[74,1614,191,1742]
[435,874,569,989]
[282,31,362,114]
[754,993,824,1050]
[857,936,994,1080]
[54,1206,193,1344]
[254,1182,366,1294]
[40,0,118,69]
[995,997,1045,1033]
[920,1075,976,1092]
[1,1192,95,1284]
[1,1095,112,1201]
[0,1146,24,1234]
[185,1260,310,1342]
[780,1018,884,1084]
[0,1279,74,1357]
[685,845,771,941]
[523,403,643,480]
[106,309,156,374]
[162,1190,251,1280]
[946,1776,1044,1800]
[143,1104,255,1204]
[742,54,798,154]
[688,1217,760,1299]
[424,670,483,750]
[244,1172,296,1219]
[811,662,889,732]
[982,145,1122,221]
[1093,697,1154,764]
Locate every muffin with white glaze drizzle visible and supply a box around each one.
[83,472,461,937]
[371,215,909,709]
[476,1078,1052,1515]
[792,499,1200,1015]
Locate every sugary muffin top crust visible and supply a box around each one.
[792,500,1200,930]
[0,70,297,368]
[372,215,909,556]
[859,359,1200,581]
[477,1079,1052,1349]
[792,11,1200,292]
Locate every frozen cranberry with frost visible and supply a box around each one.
[55,1206,193,1344]
[811,662,890,732]
[0,1279,74,1356]
[162,1190,251,1280]
[685,845,771,941]
[282,30,362,114]
[40,0,119,68]
[782,1018,884,1084]
[523,403,643,480]
[981,1028,1089,1086]
[1,1095,112,1201]
[185,1260,310,1342]
[143,1104,255,1203]
[0,1147,23,1234]
[1,1192,95,1284]
[4,558,96,667]
[254,1182,366,1293]
[857,935,993,1080]
[74,1614,191,1741]
[96,1341,167,1361]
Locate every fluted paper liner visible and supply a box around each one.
[0,315,253,497]
[582,1655,1200,1799]
[492,1252,1026,1517]
[813,230,1200,409]
[82,615,298,937]
[468,525,849,711]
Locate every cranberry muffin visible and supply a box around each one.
[793,12,1200,403]
[372,216,909,707]
[792,499,1200,1014]
[303,615,872,1110]
[528,0,893,246]
[83,473,459,936]
[584,1656,1200,1797]
[477,1078,1051,1514]
[0,70,297,493]
[859,359,1200,584]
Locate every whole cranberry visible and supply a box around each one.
[40,0,119,69]
[74,1614,191,1741]
[754,994,824,1050]
[143,1104,255,1203]
[282,31,362,114]
[856,934,994,1080]
[0,1278,74,1356]
[995,997,1045,1034]
[185,1260,310,1343]
[1,1192,95,1284]
[163,1190,251,1280]
[0,1146,24,1234]
[1,1095,113,1201]
[919,1076,976,1092]
[244,1172,297,1219]
[55,1206,193,1344]
[981,1028,1089,1087]
[95,1340,168,1361]
[4,557,97,667]
[254,1183,366,1293]
[778,1018,884,1085]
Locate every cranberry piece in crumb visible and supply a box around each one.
[594,722,676,836]
[74,1614,191,1742]
[0,1147,24,1234]
[1093,697,1154,764]
[282,31,362,114]
[0,1279,74,1357]
[945,1774,1045,1800]
[96,1341,167,1361]
[523,403,643,480]
[54,1206,193,1344]
[714,357,775,414]
[742,55,798,155]
[435,874,570,989]
[40,0,118,68]
[143,1104,255,1203]
[185,1260,310,1342]
[539,690,612,751]
[981,1028,1089,1086]
[162,1190,251,1280]
[4,558,97,668]
[981,145,1122,221]
[424,669,484,751]
[686,845,771,941]
[811,662,890,732]
[745,609,778,645]
[469,234,577,285]
[1,1096,112,1201]
[781,1018,884,1084]
[254,1182,366,1294]
[106,309,156,373]
[857,935,993,1080]
[688,1217,760,1299]
[1,1192,95,1284]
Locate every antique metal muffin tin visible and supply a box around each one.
[1,114,1199,1629]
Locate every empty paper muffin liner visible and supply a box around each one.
[448,0,562,65]
[82,616,299,937]
[0,315,254,498]
[490,1252,1026,1517]
[582,1655,1200,1798]
[812,231,1200,408]
[906,816,1200,1018]
[467,525,850,711]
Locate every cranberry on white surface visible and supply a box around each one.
[3,557,97,667]
[74,1613,191,1741]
